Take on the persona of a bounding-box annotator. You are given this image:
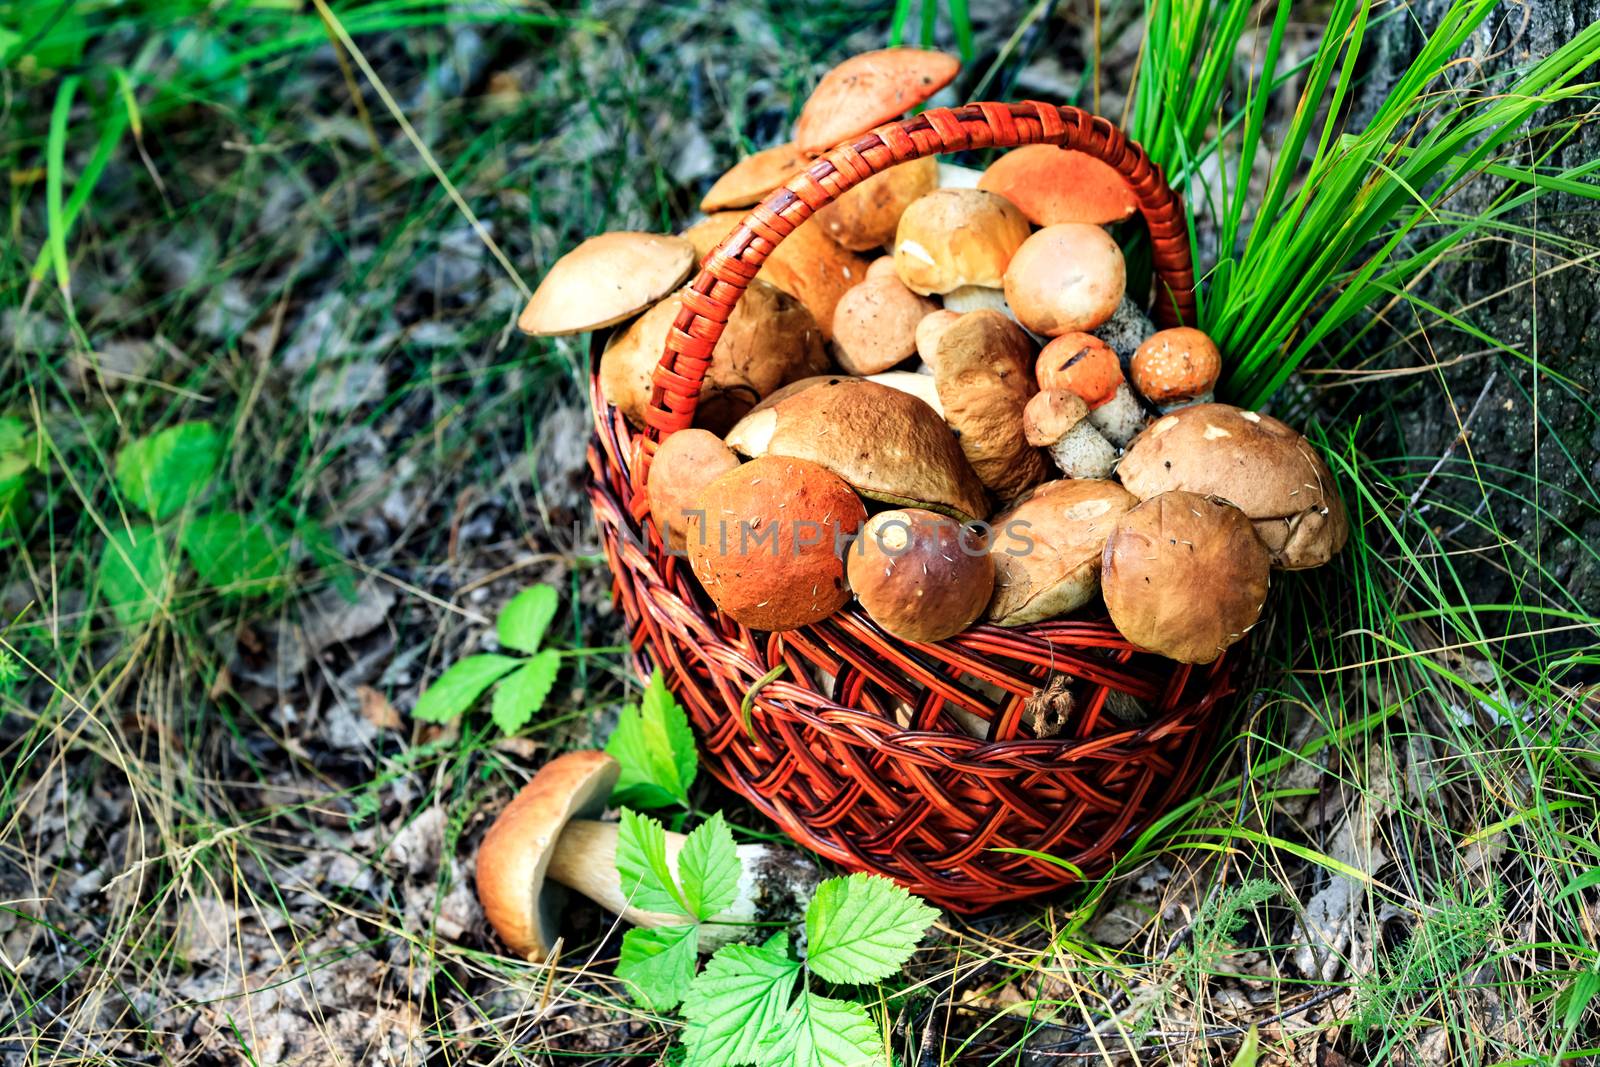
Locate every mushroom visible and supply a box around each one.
[725,376,989,522]
[915,309,961,367]
[814,156,937,251]
[700,143,807,212]
[986,479,1137,626]
[1093,296,1157,366]
[848,508,993,642]
[647,430,741,551]
[941,285,1013,317]
[793,48,960,155]
[1036,333,1146,447]
[600,280,829,433]
[476,751,817,962]
[517,232,695,337]
[932,310,1049,500]
[686,455,866,631]
[977,145,1138,227]
[1116,403,1349,569]
[865,371,943,415]
[893,189,1031,297]
[1022,390,1118,480]
[865,256,900,282]
[936,163,984,189]
[1100,491,1270,663]
[1130,327,1222,411]
[832,273,938,375]
[1003,224,1127,337]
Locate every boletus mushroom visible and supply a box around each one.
[977,145,1138,227]
[1116,404,1349,569]
[849,509,993,643]
[647,430,741,550]
[517,232,695,337]
[700,143,807,213]
[932,310,1049,500]
[893,189,1031,297]
[1100,491,1270,663]
[814,156,937,251]
[1130,327,1222,411]
[1003,224,1126,337]
[1036,333,1146,447]
[1022,390,1118,480]
[915,309,961,367]
[986,479,1137,626]
[477,751,817,961]
[832,271,938,375]
[793,48,960,155]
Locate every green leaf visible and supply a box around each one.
[615,808,689,917]
[99,524,173,625]
[497,583,559,653]
[1230,1025,1261,1067]
[682,934,799,1066]
[0,416,35,522]
[411,654,521,723]
[606,669,698,808]
[179,511,289,597]
[490,649,560,734]
[1561,969,1600,1037]
[114,422,223,520]
[756,991,882,1067]
[804,873,939,985]
[617,924,699,1010]
[679,812,740,923]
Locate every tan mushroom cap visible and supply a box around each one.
[1130,327,1222,405]
[518,233,695,337]
[686,455,865,631]
[894,189,1031,296]
[1116,404,1348,569]
[933,310,1048,501]
[793,48,960,155]
[725,376,989,522]
[1003,224,1127,336]
[600,280,828,433]
[815,156,937,251]
[832,275,938,374]
[977,146,1138,226]
[848,509,993,643]
[986,479,1137,626]
[1101,491,1270,663]
[700,143,808,212]
[475,751,619,962]
[866,256,900,282]
[915,309,962,366]
[1022,389,1090,446]
[647,430,742,550]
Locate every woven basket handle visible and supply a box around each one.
[644,101,1195,442]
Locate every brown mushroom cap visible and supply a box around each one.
[600,280,829,433]
[894,189,1032,296]
[647,430,742,550]
[977,146,1138,226]
[793,48,960,155]
[1003,224,1127,336]
[933,311,1047,501]
[475,751,619,962]
[1101,491,1270,663]
[518,233,695,337]
[915,309,962,366]
[725,376,989,522]
[848,508,993,642]
[815,156,938,251]
[865,256,900,282]
[1130,327,1222,405]
[1116,404,1348,569]
[700,143,808,212]
[1022,389,1090,447]
[686,455,865,631]
[832,275,938,375]
[986,479,1137,626]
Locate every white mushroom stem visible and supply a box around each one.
[942,285,1013,317]
[1089,383,1148,448]
[867,371,944,416]
[1046,421,1118,479]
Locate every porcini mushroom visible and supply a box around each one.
[701,143,807,213]
[894,189,1031,296]
[986,479,1137,626]
[793,48,960,155]
[1130,327,1222,411]
[1022,390,1118,480]
[915,309,961,367]
[977,145,1139,227]
[1101,491,1270,663]
[848,508,993,642]
[686,455,866,631]
[476,751,816,962]
[832,273,938,375]
[814,156,937,251]
[518,232,695,336]
[1004,224,1126,337]
[1036,333,1146,447]
[933,310,1049,500]
[1116,404,1349,569]
[647,430,741,550]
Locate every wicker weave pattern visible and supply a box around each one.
[586,102,1229,911]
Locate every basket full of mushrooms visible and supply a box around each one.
[524,50,1348,912]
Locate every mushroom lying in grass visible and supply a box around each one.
[1036,333,1146,447]
[700,143,807,212]
[647,430,741,550]
[832,271,938,375]
[1100,491,1270,663]
[517,232,695,337]
[986,479,1136,626]
[1130,328,1222,411]
[1022,390,1118,480]
[894,189,1031,298]
[933,310,1049,500]
[815,156,937,251]
[977,145,1138,227]
[1004,223,1127,337]
[477,751,817,962]
[792,48,960,155]
[848,509,993,643]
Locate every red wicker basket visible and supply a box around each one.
[586,102,1233,912]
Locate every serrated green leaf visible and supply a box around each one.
[756,991,882,1067]
[411,654,520,723]
[114,421,223,520]
[497,583,559,653]
[99,524,173,626]
[682,934,798,1066]
[615,808,690,917]
[679,812,740,923]
[606,669,698,808]
[617,924,699,1010]
[179,511,289,597]
[490,649,560,734]
[804,874,938,985]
